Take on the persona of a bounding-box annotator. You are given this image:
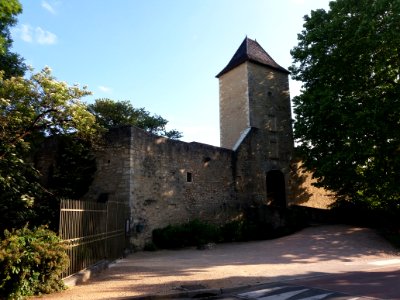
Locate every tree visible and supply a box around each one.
[88,98,183,139]
[290,0,400,209]
[0,0,26,78]
[0,68,98,231]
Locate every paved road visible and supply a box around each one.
[291,264,400,299]
[35,225,400,299]
[221,282,363,299]
[211,263,400,300]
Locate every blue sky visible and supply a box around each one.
[11,0,331,146]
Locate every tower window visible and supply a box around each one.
[187,172,193,182]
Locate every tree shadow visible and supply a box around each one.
[34,225,400,299]
[289,160,336,208]
[289,160,313,205]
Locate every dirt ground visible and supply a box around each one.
[32,224,400,299]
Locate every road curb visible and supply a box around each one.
[128,283,270,299]
[63,260,112,287]
[128,288,221,299]
[126,275,346,299]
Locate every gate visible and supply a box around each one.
[59,199,130,278]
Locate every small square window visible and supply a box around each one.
[187,172,193,182]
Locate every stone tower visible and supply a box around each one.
[217,37,294,206]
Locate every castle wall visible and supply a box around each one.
[129,127,238,248]
[219,63,249,149]
[87,126,239,248]
[83,126,133,204]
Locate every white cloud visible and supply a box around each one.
[35,27,57,45]
[98,86,112,93]
[41,1,56,14]
[14,24,57,45]
[20,24,33,42]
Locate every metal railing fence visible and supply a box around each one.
[59,199,129,278]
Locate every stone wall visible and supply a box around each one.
[129,127,239,248]
[71,125,337,251]
[88,124,337,249]
[85,126,133,204]
[234,128,267,204]
[86,126,241,248]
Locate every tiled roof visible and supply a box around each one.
[216,37,289,78]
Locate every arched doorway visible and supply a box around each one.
[266,170,286,207]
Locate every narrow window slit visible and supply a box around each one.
[187,172,193,182]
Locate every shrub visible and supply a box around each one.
[219,219,245,242]
[143,242,158,251]
[152,220,220,249]
[184,219,220,246]
[0,226,69,299]
[152,207,308,250]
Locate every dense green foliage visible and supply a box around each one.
[0,68,98,232]
[88,98,182,139]
[290,0,400,209]
[24,135,98,231]
[44,136,97,200]
[0,5,71,296]
[151,207,307,249]
[152,220,220,249]
[0,226,69,299]
[0,0,26,78]
[0,0,100,232]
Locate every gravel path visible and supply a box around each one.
[33,224,400,299]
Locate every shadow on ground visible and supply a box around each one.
[33,225,400,299]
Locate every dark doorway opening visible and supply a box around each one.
[266,170,286,207]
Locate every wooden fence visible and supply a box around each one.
[59,199,130,278]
